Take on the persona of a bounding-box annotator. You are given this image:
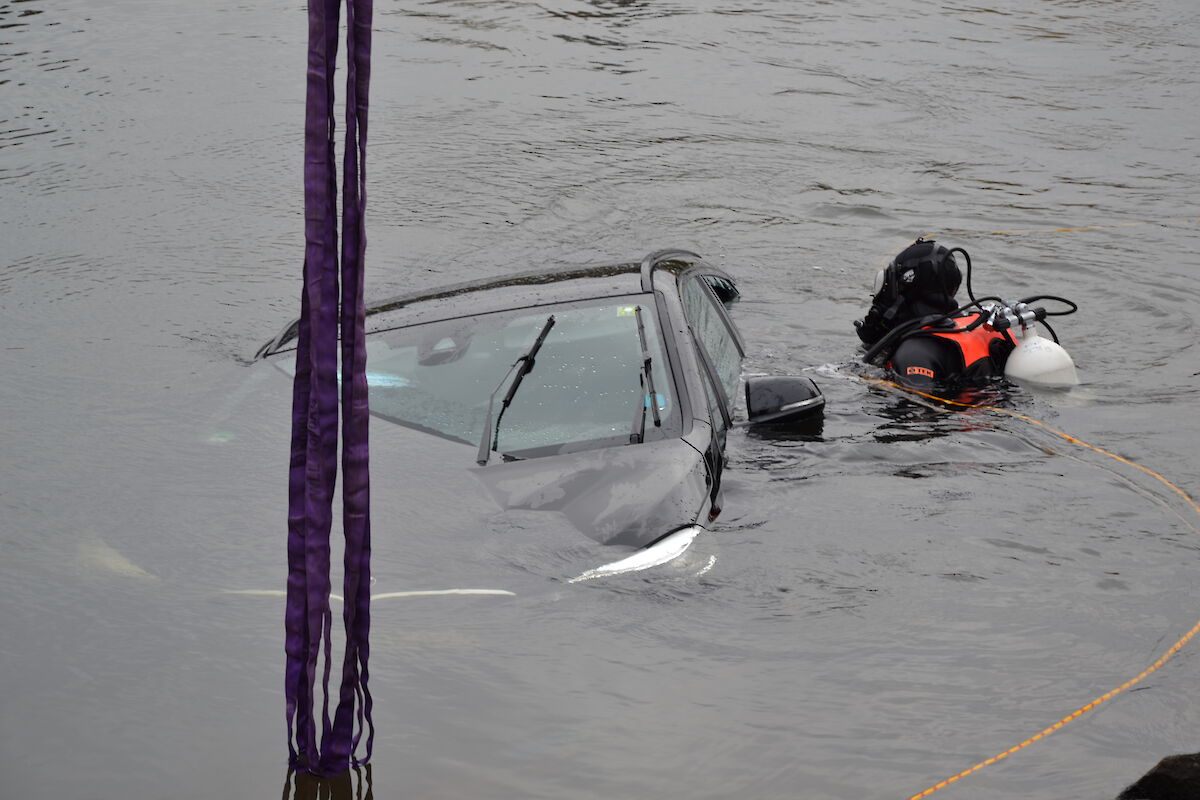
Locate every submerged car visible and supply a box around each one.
[257,249,823,578]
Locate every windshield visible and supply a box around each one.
[363,296,679,458]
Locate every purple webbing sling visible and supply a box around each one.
[285,0,374,776]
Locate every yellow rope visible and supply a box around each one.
[862,378,1199,517]
[932,218,1200,238]
[907,619,1200,799]
[855,377,1200,799]
[874,219,1200,268]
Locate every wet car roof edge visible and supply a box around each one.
[257,250,724,359]
[368,261,639,316]
[640,248,704,292]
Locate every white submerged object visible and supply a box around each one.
[569,525,702,583]
[1004,326,1079,387]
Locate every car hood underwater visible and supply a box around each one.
[261,355,714,588]
[377,414,709,546]
[336,413,712,591]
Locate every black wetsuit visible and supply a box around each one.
[888,312,1014,391]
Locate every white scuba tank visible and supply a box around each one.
[1004,325,1079,387]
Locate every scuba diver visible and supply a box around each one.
[855,237,1079,392]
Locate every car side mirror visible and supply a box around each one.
[744,376,825,426]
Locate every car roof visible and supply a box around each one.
[367,261,644,327]
[257,249,729,358]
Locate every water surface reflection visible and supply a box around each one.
[285,767,373,800]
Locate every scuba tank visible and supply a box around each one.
[1004,323,1079,387]
[981,300,1079,387]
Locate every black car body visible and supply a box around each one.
[258,250,821,577]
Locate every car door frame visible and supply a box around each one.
[675,266,746,513]
[678,267,745,428]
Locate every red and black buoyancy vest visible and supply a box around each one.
[888,312,1015,385]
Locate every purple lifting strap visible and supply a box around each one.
[285,0,374,776]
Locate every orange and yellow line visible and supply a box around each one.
[857,377,1199,799]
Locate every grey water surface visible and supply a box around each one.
[2,1,1199,798]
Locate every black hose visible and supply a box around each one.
[948,247,977,307]
[1018,295,1078,316]
[862,295,1010,364]
[1040,318,1060,343]
[862,314,945,365]
[953,296,1005,331]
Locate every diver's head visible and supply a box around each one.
[856,238,961,345]
[885,238,961,315]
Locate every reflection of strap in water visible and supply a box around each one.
[284,764,373,800]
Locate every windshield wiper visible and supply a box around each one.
[629,305,662,444]
[476,315,556,465]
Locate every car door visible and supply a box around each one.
[680,272,745,511]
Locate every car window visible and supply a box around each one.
[702,274,740,309]
[699,367,728,436]
[363,297,678,457]
[681,277,743,411]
